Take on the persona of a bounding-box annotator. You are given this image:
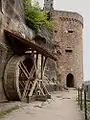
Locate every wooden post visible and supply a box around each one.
[43,57,47,70]
[78,88,80,105]
[84,89,87,120]
[80,88,83,110]
[41,55,44,79]
[36,53,38,68]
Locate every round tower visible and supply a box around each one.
[51,11,83,88]
[43,0,54,10]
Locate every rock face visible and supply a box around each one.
[0,0,35,101]
[51,10,83,88]
[0,0,56,102]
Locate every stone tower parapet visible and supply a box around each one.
[51,10,83,27]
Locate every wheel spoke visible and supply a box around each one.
[20,62,30,77]
[19,81,25,88]
[21,66,36,99]
[19,59,37,100]
[21,80,31,99]
[19,62,29,79]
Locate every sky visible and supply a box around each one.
[36,0,90,81]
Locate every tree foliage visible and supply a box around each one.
[24,0,52,31]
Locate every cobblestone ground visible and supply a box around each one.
[0,89,84,120]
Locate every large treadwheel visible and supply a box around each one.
[4,55,36,101]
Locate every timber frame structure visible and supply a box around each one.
[4,30,56,102]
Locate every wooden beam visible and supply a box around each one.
[36,53,38,68]
[43,57,47,70]
[4,30,57,61]
[41,55,44,79]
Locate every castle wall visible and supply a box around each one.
[51,11,83,88]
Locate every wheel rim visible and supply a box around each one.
[4,55,35,101]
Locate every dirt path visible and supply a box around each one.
[0,89,84,120]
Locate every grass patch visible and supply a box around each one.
[0,105,20,118]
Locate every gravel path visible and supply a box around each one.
[0,89,84,120]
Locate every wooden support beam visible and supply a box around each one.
[43,57,47,70]
[36,53,38,68]
[41,55,44,79]
[4,30,57,61]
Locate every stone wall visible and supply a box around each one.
[51,10,83,88]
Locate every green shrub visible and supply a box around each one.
[24,0,52,31]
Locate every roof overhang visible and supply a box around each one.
[4,30,57,61]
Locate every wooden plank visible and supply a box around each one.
[36,53,38,68]
[41,55,44,79]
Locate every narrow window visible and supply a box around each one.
[51,3,53,7]
[65,49,72,52]
[68,30,74,33]
[54,30,57,33]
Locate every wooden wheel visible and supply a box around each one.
[4,55,36,101]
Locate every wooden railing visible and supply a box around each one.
[78,88,90,120]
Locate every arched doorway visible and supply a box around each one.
[66,73,74,87]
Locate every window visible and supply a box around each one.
[54,30,57,33]
[68,30,74,33]
[51,3,53,7]
[65,49,72,52]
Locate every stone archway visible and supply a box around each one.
[66,73,74,87]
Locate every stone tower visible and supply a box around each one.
[43,0,53,10]
[51,11,83,88]
[44,1,83,88]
